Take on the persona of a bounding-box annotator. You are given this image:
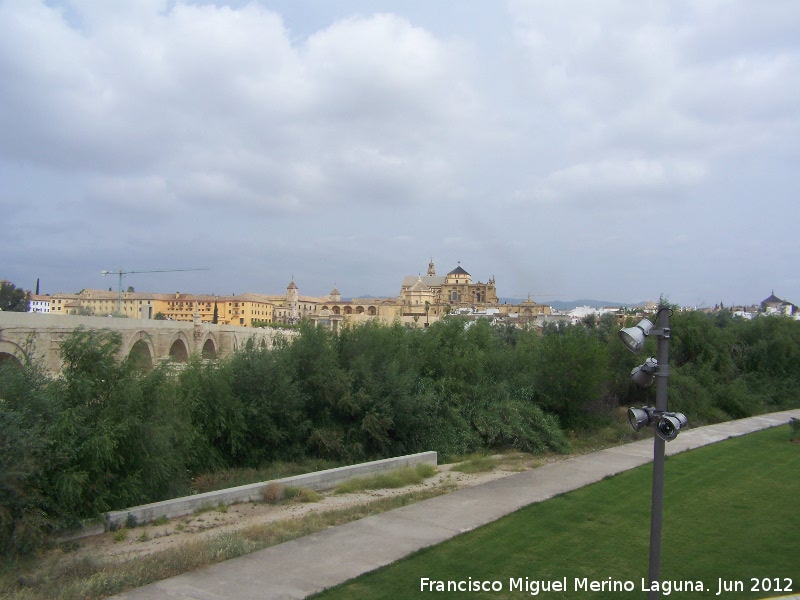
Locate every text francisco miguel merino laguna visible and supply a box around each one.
[420,576,795,595]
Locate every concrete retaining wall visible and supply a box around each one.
[90,451,437,535]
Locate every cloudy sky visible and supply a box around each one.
[2,1,798,307]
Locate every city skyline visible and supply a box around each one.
[2,1,798,308]
[19,266,790,311]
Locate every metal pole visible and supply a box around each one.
[648,305,670,598]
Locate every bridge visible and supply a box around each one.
[0,312,292,375]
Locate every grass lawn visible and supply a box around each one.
[314,426,800,599]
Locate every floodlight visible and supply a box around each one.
[631,357,658,387]
[619,318,655,354]
[655,412,687,442]
[628,407,654,432]
[627,407,688,440]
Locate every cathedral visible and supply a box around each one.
[398,260,499,321]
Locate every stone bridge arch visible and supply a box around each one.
[233,332,252,352]
[0,340,26,368]
[126,331,155,370]
[200,333,217,359]
[167,332,191,363]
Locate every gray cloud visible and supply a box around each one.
[1,0,798,306]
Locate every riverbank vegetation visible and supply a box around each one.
[2,311,799,557]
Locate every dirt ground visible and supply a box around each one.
[67,454,559,564]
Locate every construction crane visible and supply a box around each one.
[101,268,210,313]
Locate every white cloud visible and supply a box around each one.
[546,157,705,201]
[0,2,478,212]
[512,157,707,210]
[506,1,800,156]
[87,174,177,212]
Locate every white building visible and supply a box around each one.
[28,294,50,313]
[566,305,621,324]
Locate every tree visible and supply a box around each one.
[213,302,219,324]
[0,360,53,555]
[532,324,611,428]
[46,328,193,518]
[0,281,30,312]
[127,286,135,293]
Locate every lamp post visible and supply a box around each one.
[619,305,686,599]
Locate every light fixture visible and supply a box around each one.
[631,357,658,387]
[628,407,655,432]
[619,318,655,354]
[627,406,687,442]
[655,412,687,441]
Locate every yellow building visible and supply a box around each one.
[218,294,274,326]
[47,289,275,327]
[152,293,273,326]
[50,290,157,318]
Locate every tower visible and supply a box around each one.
[287,279,299,323]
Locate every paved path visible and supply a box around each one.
[113,410,799,599]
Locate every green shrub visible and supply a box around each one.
[283,487,322,503]
[472,397,570,454]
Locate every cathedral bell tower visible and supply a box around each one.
[287,279,299,323]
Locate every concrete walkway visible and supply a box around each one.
[113,410,799,600]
